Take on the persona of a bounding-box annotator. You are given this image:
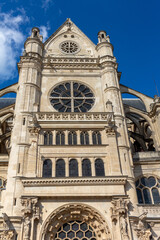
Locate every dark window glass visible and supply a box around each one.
[49,132,53,145]
[143,188,152,204]
[44,133,48,145]
[68,132,72,145]
[97,132,101,144]
[152,188,160,204]
[56,132,60,145]
[56,159,65,177]
[61,132,65,145]
[148,177,156,187]
[136,189,143,204]
[68,132,77,145]
[92,132,97,145]
[95,159,105,176]
[44,132,52,145]
[82,159,91,177]
[80,132,85,145]
[42,159,52,178]
[69,159,78,177]
[85,132,89,145]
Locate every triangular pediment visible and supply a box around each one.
[44,18,98,58]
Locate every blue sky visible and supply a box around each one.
[0,0,160,98]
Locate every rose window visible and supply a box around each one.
[55,220,96,240]
[60,41,79,54]
[50,82,95,112]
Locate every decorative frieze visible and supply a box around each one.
[36,112,114,122]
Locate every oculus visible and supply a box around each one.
[50,82,95,112]
[60,41,79,54]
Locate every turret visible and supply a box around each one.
[24,27,43,56]
[96,30,113,57]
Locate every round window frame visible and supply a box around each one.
[59,40,80,55]
[49,81,95,113]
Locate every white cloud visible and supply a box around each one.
[39,25,50,42]
[41,0,53,11]
[0,11,27,81]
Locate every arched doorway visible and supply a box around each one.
[40,204,111,240]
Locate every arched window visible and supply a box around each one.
[68,132,77,145]
[69,159,78,177]
[95,159,105,176]
[92,132,101,145]
[56,132,65,145]
[136,176,160,204]
[56,159,65,177]
[44,132,53,145]
[42,159,52,177]
[82,159,91,177]
[80,132,89,145]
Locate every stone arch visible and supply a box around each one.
[0,83,18,98]
[40,203,112,240]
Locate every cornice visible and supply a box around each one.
[21,176,127,187]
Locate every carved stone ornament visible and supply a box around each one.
[40,203,112,240]
[0,230,14,240]
[28,114,41,135]
[21,197,40,240]
[105,122,116,136]
[133,213,152,240]
[110,198,130,240]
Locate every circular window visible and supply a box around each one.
[60,41,79,54]
[55,220,96,240]
[50,82,95,112]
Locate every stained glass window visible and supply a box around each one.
[95,159,105,177]
[42,159,52,177]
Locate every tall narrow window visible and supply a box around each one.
[56,159,65,177]
[82,159,91,177]
[95,159,105,176]
[42,159,52,177]
[92,132,101,145]
[56,132,65,145]
[80,132,89,145]
[68,132,77,145]
[69,159,78,177]
[44,132,53,145]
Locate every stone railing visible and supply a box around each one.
[36,112,114,122]
[138,204,160,216]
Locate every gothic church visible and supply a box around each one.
[0,18,160,240]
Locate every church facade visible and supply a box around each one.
[0,19,160,240]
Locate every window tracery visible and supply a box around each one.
[50,82,95,112]
[56,132,65,145]
[80,132,89,145]
[68,131,77,145]
[136,176,160,204]
[92,132,101,145]
[44,132,53,145]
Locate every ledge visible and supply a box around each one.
[21,176,127,187]
[133,151,160,163]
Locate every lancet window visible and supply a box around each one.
[92,132,101,145]
[69,159,78,177]
[44,132,53,145]
[56,159,65,177]
[82,159,92,177]
[42,159,52,177]
[80,132,89,145]
[68,131,77,145]
[136,176,160,204]
[95,159,105,176]
[56,132,65,145]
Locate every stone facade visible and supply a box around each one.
[0,18,160,239]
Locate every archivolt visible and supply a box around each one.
[40,203,112,240]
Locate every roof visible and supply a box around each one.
[122,98,146,111]
[0,98,16,109]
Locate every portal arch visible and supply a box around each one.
[40,203,112,240]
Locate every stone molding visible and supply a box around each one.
[21,176,127,187]
[36,112,114,122]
